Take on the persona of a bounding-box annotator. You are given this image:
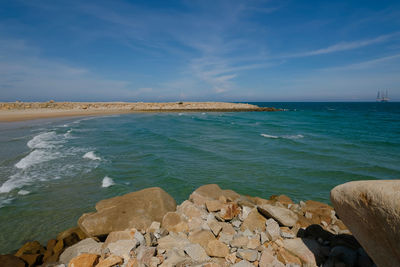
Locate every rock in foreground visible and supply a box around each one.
[331,180,400,267]
[78,187,176,237]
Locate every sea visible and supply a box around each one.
[0,102,399,253]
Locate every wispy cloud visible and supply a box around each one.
[283,32,400,58]
[322,53,400,71]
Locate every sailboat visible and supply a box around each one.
[376,90,390,102]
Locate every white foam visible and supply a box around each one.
[0,197,13,208]
[102,176,115,188]
[261,133,304,140]
[83,151,101,161]
[15,150,60,169]
[18,190,30,195]
[261,133,279,139]
[27,131,58,149]
[0,173,26,193]
[282,134,304,140]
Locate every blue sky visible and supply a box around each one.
[1,0,399,101]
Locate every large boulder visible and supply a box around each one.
[331,180,400,267]
[78,187,176,237]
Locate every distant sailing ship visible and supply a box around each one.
[376,90,390,102]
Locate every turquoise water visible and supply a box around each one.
[0,102,399,253]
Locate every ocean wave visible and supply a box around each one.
[83,151,101,161]
[282,134,304,139]
[27,131,60,149]
[15,150,60,169]
[260,133,279,139]
[261,133,304,139]
[18,190,30,195]
[0,173,27,193]
[102,176,115,188]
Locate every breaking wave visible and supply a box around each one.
[83,151,101,161]
[102,176,115,188]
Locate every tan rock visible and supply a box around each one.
[276,247,302,265]
[59,238,102,264]
[282,238,320,266]
[208,220,222,236]
[184,243,210,262]
[147,221,161,233]
[331,180,400,267]
[126,258,139,267]
[162,212,188,233]
[177,200,207,219]
[68,253,99,267]
[230,235,249,248]
[19,254,42,267]
[240,209,266,232]
[15,241,45,257]
[96,255,123,267]
[57,227,87,246]
[220,222,236,235]
[219,202,241,221]
[206,200,224,212]
[0,254,26,267]
[237,249,258,262]
[136,246,156,266]
[78,187,176,237]
[188,230,216,249]
[226,252,237,264]
[102,229,138,249]
[302,200,334,225]
[258,249,275,267]
[266,218,280,241]
[158,233,190,250]
[246,235,260,249]
[189,184,240,206]
[269,195,294,206]
[206,240,229,257]
[258,204,298,227]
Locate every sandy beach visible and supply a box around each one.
[0,102,279,122]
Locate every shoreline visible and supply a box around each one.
[0,102,280,122]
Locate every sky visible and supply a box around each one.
[0,0,400,102]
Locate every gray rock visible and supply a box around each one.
[265,218,280,241]
[59,238,102,264]
[237,249,258,262]
[106,239,137,263]
[219,232,234,244]
[258,204,298,227]
[260,232,269,244]
[158,232,191,250]
[184,243,210,262]
[136,246,156,266]
[232,260,254,267]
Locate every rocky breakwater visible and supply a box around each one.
[0,101,280,112]
[1,185,375,267]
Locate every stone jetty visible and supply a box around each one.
[0,102,280,122]
[1,184,377,267]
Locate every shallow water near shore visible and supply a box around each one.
[0,102,399,253]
